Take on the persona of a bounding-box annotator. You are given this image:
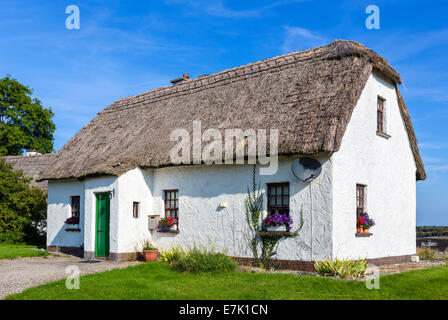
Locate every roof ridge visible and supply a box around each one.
[104,43,337,113]
[2,153,57,159]
[102,40,397,115]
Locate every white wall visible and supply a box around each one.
[115,168,153,253]
[46,157,334,261]
[147,156,333,261]
[84,176,119,254]
[47,176,120,254]
[46,180,85,248]
[332,72,417,259]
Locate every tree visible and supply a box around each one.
[0,75,55,156]
[0,159,47,244]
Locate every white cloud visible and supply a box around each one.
[423,156,443,164]
[281,26,327,53]
[418,142,448,150]
[426,164,448,172]
[166,0,305,18]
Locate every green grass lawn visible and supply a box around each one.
[0,243,48,260]
[6,262,448,300]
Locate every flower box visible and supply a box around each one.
[356,212,375,234]
[65,216,80,225]
[65,223,79,229]
[262,211,293,232]
[159,217,178,232]
[266,225,286,232]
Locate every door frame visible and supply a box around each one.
[95,192,111,258]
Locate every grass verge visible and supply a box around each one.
[0,243,48,260]
[6,262,448,300]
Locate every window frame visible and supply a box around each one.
[70,195,81,218]
[356,184,367,219]
[164,189,179,220]
[377,96,386,133]
[133,202,140,219]
[266,182,290,215]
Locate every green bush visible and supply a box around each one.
[314,258,368,279]
[159,247,186,264]
[160,247,237,273]
[0,160,47,244]
[442,251,448,261]
[417,248,437,260]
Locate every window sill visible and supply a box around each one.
[376,131,391,139]
[65,228,81,232]
[355,232,373,237]
[259,231,291,237]
[157,230,180,234]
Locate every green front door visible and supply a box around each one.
[95,192,110,258]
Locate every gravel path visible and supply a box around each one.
[0,255,141,299]
[377,260,448,275]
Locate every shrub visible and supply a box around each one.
[159,247,186,264]
[0,159,47,244]
[314,258,368,279]
[442,251,448,261]
[417,248,437,260]
[160,247,237,273]
[141,240,157,251]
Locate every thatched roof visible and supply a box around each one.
[39,40,425,181]
[3,154,56,191]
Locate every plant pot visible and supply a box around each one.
[356,226,363,233]
[267,225,286,232]
[362,228,370,233]
[170,224,178,231]
[142,250,158,262]
[65,223,79,229]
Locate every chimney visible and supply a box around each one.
[170,74,189,85]
[26,149,42,156]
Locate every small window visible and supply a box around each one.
[164,190,179,220]
[356,184,366,219]
[71,196,80,218]
[133,202,139,219]
[377,97,385,133]
[267,182,289,215]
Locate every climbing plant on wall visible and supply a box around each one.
[244,164,309,269]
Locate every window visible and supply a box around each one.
[377,97,385,133]
[71,196,80,218]
[164,190,179,220]
[356,184,366,219]
[133,202,139,219]
[267,182,289,215]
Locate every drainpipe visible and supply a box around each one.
[309,180,313,261]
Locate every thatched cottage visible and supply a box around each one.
[3,153,55,191]
[39,40,425,268]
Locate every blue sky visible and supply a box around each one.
[0,1,446,225]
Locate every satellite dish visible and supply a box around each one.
[292,157,322,182]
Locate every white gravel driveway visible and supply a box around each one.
[0,255,140,299]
